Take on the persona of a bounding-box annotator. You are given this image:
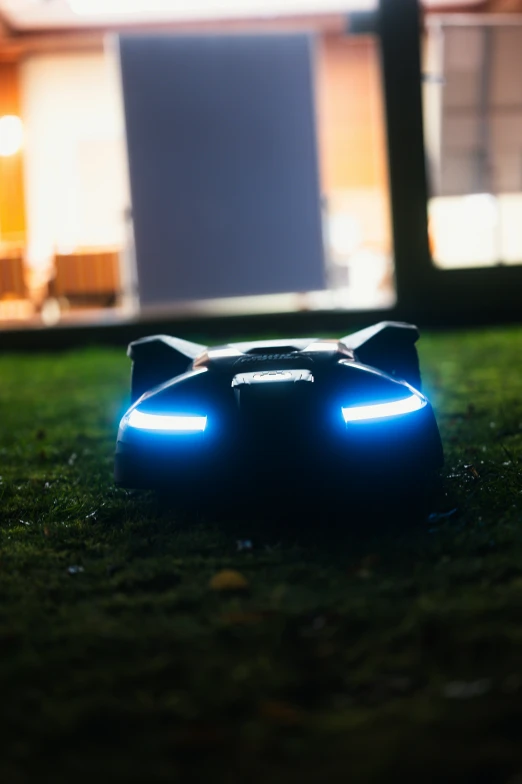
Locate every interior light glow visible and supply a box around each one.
[70,0,167,14]
[342,393,426,423]
[127,409,207,431]
[0,115,23,157]
[68,0,377,18]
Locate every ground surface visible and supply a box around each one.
[1,325,522,783]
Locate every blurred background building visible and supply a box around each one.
[0,0,520,327]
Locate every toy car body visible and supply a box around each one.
[115,322,443,497]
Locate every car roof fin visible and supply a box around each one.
[128,335,207,361]
[340,322,421,389]
[340,321,419,353]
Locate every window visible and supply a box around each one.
[424,20,522,269]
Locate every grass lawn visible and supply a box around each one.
[1,325,522,783]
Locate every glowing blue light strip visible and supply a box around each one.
[342,393,425,423]
[127,409,207,432]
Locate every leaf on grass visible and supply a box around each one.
[464,464,480,479]
[259,700,305,726]
[209,569,249,592]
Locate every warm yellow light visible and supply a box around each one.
[68,0,376,17]
[0,115,23,157]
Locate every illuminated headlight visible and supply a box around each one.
[126,409,207,432]
[342,393,426,423]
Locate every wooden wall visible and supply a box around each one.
[317,34,389,194]
[316,34,392,255]
[0,62,25,243]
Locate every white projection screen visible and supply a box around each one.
[118,33,326,309]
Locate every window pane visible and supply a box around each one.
[424,19,522,269]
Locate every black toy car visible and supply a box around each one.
[115,321,443,501]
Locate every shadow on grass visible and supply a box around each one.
[138,471,451,561]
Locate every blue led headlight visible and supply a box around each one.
[342,392,426,423]
[126,409,207,432]
[115,325,445,492]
